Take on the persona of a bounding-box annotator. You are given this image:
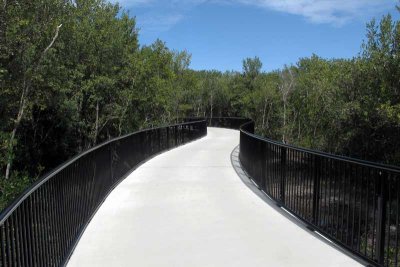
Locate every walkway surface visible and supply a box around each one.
[68,127,361,267]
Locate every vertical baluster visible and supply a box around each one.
[5,220,12,267]
[299,151,304,217]
[287,149,295,210]
[327,158,332,236]
[40,187,50,266]
[300,152,305,217]
[66,166,74,250]
[261,142,266,192]
[45,186,53,266]
[271,145,275,198]
[357,167,363,252]
[340,162,346,242]
[296,150,300,214]
[364,169,370,256]
[351,166,357,249]
[1,225,7,267]
[33,193,43,266]
[52,179,62,266]
[12,213,21,267]
[268,143,272,196]
[371,169,378,260]
[385,174,391,266]
[312,155,321,225]
[395,174,399,267]
[348,166,355,251]
[16,208,26,267]
[345,164,351,246]
[50,180,60,265]
[335,161,341,239]
[307,153,313,220]
[21,201,32,266]
[276,145,279,200]
[327,159,332,234]
[321,158,327,231]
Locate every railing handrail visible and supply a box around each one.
[0,119,206,224]
[239,120,400,173]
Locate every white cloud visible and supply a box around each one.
[236,0,396,25]
[111,0,396,33]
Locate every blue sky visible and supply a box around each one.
[112,0,399,72]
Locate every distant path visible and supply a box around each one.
[68,127,360,267]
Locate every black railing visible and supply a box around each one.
[0,120,207,266]
[239,119,400,267]
[2,116,399,267]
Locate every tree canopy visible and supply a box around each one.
[0,0,399,210]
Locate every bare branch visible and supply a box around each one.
[38,24,62,66]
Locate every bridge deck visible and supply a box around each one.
[68,127,360,267]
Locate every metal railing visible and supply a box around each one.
[1,116,399,266]
[239,119,400,267]
[0,120,207,266]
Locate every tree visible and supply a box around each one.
[278,65,296,143]
[1,0,65,179]
[242,56,262,91]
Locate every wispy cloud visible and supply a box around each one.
[111,0,396,32]
[138,13,185,32]
[236,0,396,25]
[109,0,153,7]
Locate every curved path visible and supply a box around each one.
[68,128,361,267]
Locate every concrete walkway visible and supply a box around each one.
[68,128,361,267]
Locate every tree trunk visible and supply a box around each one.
[283,101,286,143]
[266,102,272,132]
[210,94,213,118]
[5,81,28,180]
[298,116,301,140]
[262,97,267,129]
[118,98,130,136]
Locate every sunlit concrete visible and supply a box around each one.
[68,127,361,267]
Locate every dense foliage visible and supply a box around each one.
[0,0,399,210]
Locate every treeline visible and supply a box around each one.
[194,12,400,166]
[0,0,399,209]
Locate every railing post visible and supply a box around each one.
[312,155,321,225]
[175,126,178,146]
[158,128,161,151]
[280,147,286,204]
[261,143,266,191]
[375,171,387,265]
[166,127,170,149]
